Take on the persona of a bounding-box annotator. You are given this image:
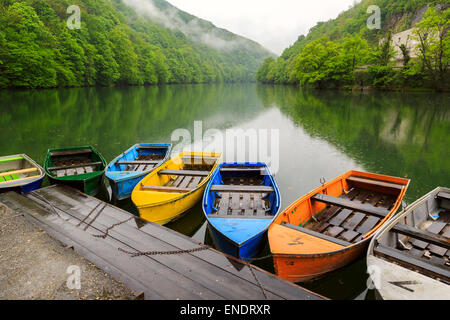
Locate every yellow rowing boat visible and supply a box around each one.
[131,152,221,225]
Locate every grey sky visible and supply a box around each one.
[167,0,359,55]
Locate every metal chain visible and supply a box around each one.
[82,203,107,231]
[245,254,272,262]
[246,262,268,300]
[118,244,209,257]
[93,217,134,239]
[76,202,102,227]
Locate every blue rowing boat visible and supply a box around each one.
[202,162,281,260]
[106,143,171,201]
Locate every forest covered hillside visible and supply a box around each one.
[257,0,449,91]
[0,0,272,89]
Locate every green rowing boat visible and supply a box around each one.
[44,146,106,196]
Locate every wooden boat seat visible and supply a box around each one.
[0,168,38,177]
[141,185,193,193]
[117,160,160,165]
[374,244,450,283]
[0,175,41,184]
[220,167,265,174]
[50,149,92,157]
[347,176,405,192]
[136,146,168,150]
[282,222,352,247]
[158,170,210,177]
[211,185,274,193]
[437,192,450,202]
[182,156,219,163]
[312,193,390,218]
[391,223,450,251]
[48,162,102,171]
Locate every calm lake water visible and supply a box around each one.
[1,84,449,299]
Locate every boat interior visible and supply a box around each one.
[0,155,41,184]
[207,165,277,219]
[113,145,169,173]
[373,189,450,284]
[48,149,104,178]
[140,155,219,193]
[282,174,404,247]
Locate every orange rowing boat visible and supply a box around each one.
[268,170,410,282]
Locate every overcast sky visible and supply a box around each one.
[167,0,358,55]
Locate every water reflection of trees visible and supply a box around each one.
[257,85,450,201]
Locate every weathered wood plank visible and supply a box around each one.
[141,185,192,193]
[356,216,380,235]
[282,222,350,247]
[0,186,323,300]
[159,170,210,177]
[347,176,405,191]
[374,244,450,283]
[211,185,274,193]
[329,209,353,227]
[394,222,449,250]
[48,162,102,171]
[312,193,390,218]
[50,149,92,157]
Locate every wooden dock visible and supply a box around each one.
[0,185,325,300]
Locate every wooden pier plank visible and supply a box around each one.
[0,186,323,301]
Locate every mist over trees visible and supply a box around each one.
[0,0,272,89]
[257,0,449,91]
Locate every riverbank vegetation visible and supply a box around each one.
[0,0,271,89]
[257,1,449,91]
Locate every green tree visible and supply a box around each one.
[413,7,450,90]
[0,2,59,88]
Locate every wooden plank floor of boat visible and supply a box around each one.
[305,187,397,244]
[211,176,272,218]
[0,185,324,300]
[125,154,164,172]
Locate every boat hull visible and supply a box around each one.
[108,177,144,201]
[208,223,268,260]
[47,173,104,197]
[0,176,44,194]
[137,183,207,225]
[273,239,368,282]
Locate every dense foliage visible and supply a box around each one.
[0,0,271,89]
[257,0,449,91]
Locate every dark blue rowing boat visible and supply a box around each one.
[202,162,281,260]
[106,143,171,201]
